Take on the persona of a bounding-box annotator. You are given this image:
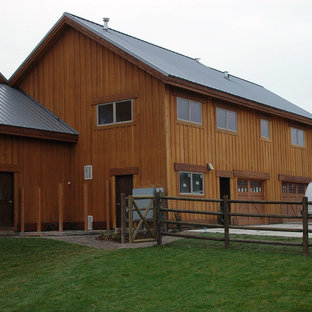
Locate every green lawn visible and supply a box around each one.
[0,236,311,312]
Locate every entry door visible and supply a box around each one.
[115,175,133,228]
[0,172,14,228]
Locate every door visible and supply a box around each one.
[115,175,133,228]
[0,172,14,228]
[236,180,264,225]
[281,182,306,221]
[219,178,231,224]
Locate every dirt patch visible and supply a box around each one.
[46,233,179,250]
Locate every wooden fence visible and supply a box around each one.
[155,193,311,255]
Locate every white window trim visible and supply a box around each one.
[216,107,237,132]
[260,119,270,139]
[97,100,133,126]
[179,171,204,195]
[177,97,202,125]
[291,127,304,147]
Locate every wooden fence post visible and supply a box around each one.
[223,195,230,249]
[120,193,126,244]
[156,191,162,245]
[302,196,309,255]
[20,188,25,233]
[37,187,41,232]
[58,183,64,232]
[128,196,133,243]
[84,183,88,232]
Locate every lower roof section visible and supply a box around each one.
[0,83,78,143]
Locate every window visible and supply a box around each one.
[179,172,204,195]
[291,127,304,146]
[177,97,202,124]
[260,119,270,139]
[98,100,132,125]
[216,107,237,131]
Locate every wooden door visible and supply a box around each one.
[0,172,14,228]
[115,175,133,228]
[281,183,306,221]
[236,180,264,225]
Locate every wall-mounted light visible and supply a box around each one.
[207,162,214,171]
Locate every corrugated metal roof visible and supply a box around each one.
[0,83,78,135]
[65,13,312,120]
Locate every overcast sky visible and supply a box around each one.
[1,0,311,112]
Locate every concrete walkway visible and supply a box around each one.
[190,222,312,238]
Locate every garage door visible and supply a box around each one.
[281,182,306,220]
[235,180,264,225]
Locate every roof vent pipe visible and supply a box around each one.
[224,71,229,79]
[103,17,110,30]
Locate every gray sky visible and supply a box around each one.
[1,0,311,112]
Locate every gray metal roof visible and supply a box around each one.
[0,83,78,135]
[65,13,312,120]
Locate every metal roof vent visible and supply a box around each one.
[103,17,110,30]
[224,71,229,79]
[195,58,201,63]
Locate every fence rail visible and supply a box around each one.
[155,193,311,255]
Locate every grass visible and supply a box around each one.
[0,236,312,312]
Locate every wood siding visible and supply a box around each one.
[0,134,72,230]
[166,87,312,222]
[17,27,167,228]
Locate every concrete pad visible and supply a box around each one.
[190,222,312,238]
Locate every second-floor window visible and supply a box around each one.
[97,100,132,126]
[177,97,202,124]
[216,107,237,131]
[291,127,304,147]
[260,119,270,139]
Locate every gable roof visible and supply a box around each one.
[0,83,78,142]
[9,12,312,123]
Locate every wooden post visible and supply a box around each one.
[20,188,25,233]
[223,195,230,249]
[120,193,126,244]
[153,196,157,238]
[302,196,309,255]
[156,191,162,245]
[58,183,64,232]
[105,180,111,230]
[128,196,133,243]
[84,183,88,232]
[37,187,41,232]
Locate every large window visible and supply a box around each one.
[98,100,132,126]
[179,172,204,195]
[291,127,304,147]
[177,97,202,124]
[216,107,237,131]
[260,119,270,139]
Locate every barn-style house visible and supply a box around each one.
[1,12,312,232]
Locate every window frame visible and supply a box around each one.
[260,119,270,139]
[216,107,237,132]
[179,171,204,195]
[97,99,133,126]
[177,97,202,125]
[290,127,304,147]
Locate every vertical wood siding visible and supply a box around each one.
[18,27,167,228]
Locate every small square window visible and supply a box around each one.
[216,107,237,132]
[177,97,202,124]
[291,127,304,146]
[179,172,204,195]
[260,119,270,139]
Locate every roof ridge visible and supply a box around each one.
[65,12,197,61]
